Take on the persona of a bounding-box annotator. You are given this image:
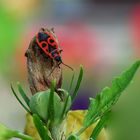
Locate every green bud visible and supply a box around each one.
[29,89,71,122]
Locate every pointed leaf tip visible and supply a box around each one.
[17,82,30,107]
[10,84,31,114]
[82,60,140,130]
[71,66,84,102]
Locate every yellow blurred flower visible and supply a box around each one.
[25,110,107,140]
[0,0,40,19]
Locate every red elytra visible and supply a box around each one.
[35,29,73,72]
[36,30,61,60]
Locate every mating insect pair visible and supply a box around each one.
[36,28,73,75]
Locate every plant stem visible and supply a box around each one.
[76,117,99,136]
[49,120,66,140]
[90,112,110,139]
[13,131,35,140]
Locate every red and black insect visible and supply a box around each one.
[36,28,73,72]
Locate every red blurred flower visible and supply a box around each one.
[56,22,98,69]
[131,4,140,57]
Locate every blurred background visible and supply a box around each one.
[0,0,140,140]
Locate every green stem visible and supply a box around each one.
[76,116,99,136]
[13,131,35,140]
[90,112,110,140]
[49,120,66,140]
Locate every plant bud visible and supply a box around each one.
[29,89,71,122]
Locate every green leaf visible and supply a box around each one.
[48,80,56,121]
[0,123,35,140]
[68,72,75,92]
[60,94,71,119]
[33,114,51,140]
[0,123,15,140]
[71,65,83,102]
[100,60,140,110]
[17,82,30,107]
[11,84,31,114]
[90,112,110,140]
[82,60,140,132]
[83,97,100,127]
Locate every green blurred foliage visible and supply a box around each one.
[0,5,22,74]
[109,70,140,140]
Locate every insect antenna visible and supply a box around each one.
[47,62,73,77]
[61,62,73,71]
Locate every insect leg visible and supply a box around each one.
[47,64,57,77]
